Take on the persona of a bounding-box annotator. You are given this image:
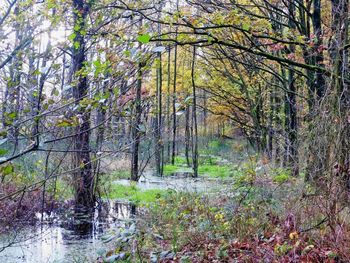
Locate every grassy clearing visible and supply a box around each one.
[105,183,169,203]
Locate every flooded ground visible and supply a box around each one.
[116,171,233,192]
[0,172,232,263]
[0,202,135,263]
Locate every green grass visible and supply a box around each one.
[198,165,233,178]
[163,163,236,178]
[163,164,192,175]
[164,154,233,178]
[173,155,222,166]
[174,156,188,166]
[164,165,182,174]
[106,183,169,203]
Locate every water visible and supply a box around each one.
[0,173,232,262]
[115,169,234,192]
[0,202,135,263]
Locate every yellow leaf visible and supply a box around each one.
[289,231,299,240]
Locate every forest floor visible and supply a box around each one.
[96,139,349,262]
[1,138,349,262]
[99,179,343,262]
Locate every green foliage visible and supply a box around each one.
[0,148,8,156]
[92,59,110,77]
[46,0,57,9]
[2,164,13,175]
[1,163,14,176]
[273,174,290,184]
[137,34,151,44]
[272,168,291,184]
[74,41,80,49]
[274,242,293,256]
[68,33,76,41]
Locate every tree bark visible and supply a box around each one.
[191,46,198,178]
[155,13,163,176]
[185,103,191,167]
[131,64,143,181]
[171,38,178,165]
[71,0,94,209]
[5,5,22,147]
[166,47,171,162]
[284,1,298,176]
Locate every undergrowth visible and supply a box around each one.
[95,154,350,262]
[99,170,350,262]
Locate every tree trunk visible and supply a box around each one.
[191,46,198,178]
[284,1,298,176]
[5,5,23,147]
[203,90,208,137]
[185,103,191,167]
[267,83,274,159]
[131,64,143,181]
[311,0,326,99]
[94,69,109,187]
[166,47,171,163]
[171,40,178,165]
[154,16,163,176]
[71,0,94,209]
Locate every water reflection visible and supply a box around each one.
[0,172,225,262]
[115,170,231,192]
[0,201,136,263]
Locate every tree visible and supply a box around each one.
[191,46,198,177]
[70,0,94,209]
